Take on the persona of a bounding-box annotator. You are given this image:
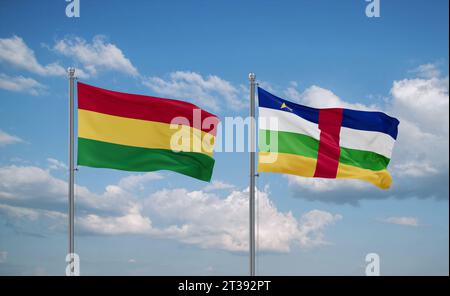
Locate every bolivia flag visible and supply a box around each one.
[258,88,399,189]
[77,82,219,182]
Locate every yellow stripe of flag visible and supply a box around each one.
[78,109,215,156]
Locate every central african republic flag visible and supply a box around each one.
[257,87,399,189]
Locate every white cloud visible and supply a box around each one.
[0,164,341,253]
[286,175,369,193]
[0,251,7,263]
[0,165,67,204]
[297,210,343,247]
[379,216,420,227]
[390,75,449,135]
[0,129,23,146]
[144,187,342,252]
[117,172,163,191]
[284,83,376,110]
[390,119,448,176]
[388,66,449,181]
[0,201,152,236]
[410,63,441,79]
[0,165,138,215]
[392,161,439,177]
[0,202,151,236]
[142,71,243,112]
[46,158,67,171]
[0,203,66,224]
[0,203,40,220]
[0,36,65,76]
[53,35,138,77]
[77,205,152,235]
[203,180,236,192]
[0,73,46,95]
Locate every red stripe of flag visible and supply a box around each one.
[313,108,343,178]
[77,82,219,136]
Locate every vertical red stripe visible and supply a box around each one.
[314,108,343,178]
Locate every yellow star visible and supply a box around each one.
[281,102,292,111]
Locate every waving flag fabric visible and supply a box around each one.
[77,82,219,182]
[257,87,399,189]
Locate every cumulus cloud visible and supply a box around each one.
[117,173,163,191]
[286,176,369,193]
[285,64,449,204]
[390,74,449,135]
[379,216,420,227]
[203,180,236,192]
[142,71,244,112]
[77,205,153,235]
[0,129,23,146]
[410,63,441,79]
[0,164,341,253]
[0,165,67,204]
[388,68,448,189]
[390,119,448,178]
[0,201,152,237]
[53,35,138,77]
[0,36,65,76]
[392,161,439,178]
[0,203,65,221]
[297,210,343,247]
[46,158,67,171]
[0,203,67,236]
[0,165,138,215]
[0,73,46,95]
[143,187,341,252]
[284,82,376,110]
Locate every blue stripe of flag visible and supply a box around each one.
[258,87,320,123]
[257,87,400,140]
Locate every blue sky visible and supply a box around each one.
[0,0,448,275]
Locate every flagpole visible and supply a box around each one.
[68,67,76,276]
[249,72,256,276]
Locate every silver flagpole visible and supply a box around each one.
[68,67,76,276]
[249,73,256,276]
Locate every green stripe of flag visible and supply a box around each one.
[339,146,390,171]
[78,137,215,181]
[259,129,390,171]
[259,129,319,159]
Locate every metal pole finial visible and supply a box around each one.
[68,67,75,77]
[248,72,256,81]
